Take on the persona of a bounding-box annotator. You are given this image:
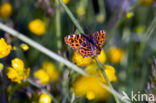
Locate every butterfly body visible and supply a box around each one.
[64,30,106,57]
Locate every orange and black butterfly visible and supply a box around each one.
[64,30,106,57]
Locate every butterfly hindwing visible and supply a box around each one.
[64,34,86,49]
[92,30,106,48]
[78,41,94,57]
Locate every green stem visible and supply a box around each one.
[144,16,156,42]
[101,84,131,103]
[55,0,62,50]
[59,0,84,33]
[138,16,156,59]
[27,79,58,103]
[98,0,106,18]
[95,57,120,103]
[70,93,75,103]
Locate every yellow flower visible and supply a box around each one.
[28,19,46,35]
[34,69,50,85]
[139,0,155,6]
[100,65,117,83]
[125,12,134,19]
[39,93,52,103]
[135,25,145,34]
[0,2,12,18]
[86,91,95,100]
[20,44,29,51]
[63,0,70,4]
[96,14,105,23]
[34,62,60,85]
[108,46,124,64]
[85,64,117,83]
[76,6,86,16]
[72,51,93,66]
[96,49,107,63]
[0,63,4,71]
[11,58,24,70]
[0,38,12,58]
[6,58,30,83]
[42,62,60,82]
[73,75,110,100]
[73,64,117,100]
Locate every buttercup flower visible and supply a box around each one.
[139,0,155,6]
[0,2,12,18]
[34,69,50,85]
[125,12,134,19]
[96,49,107,63]
[108,46,124,64]
[20,44,29,51]
[0,38,12,58]
[73,64,117,100]
[63,0,70,4]
[42,62,60,81]
[96,14,105,23]
[76,6,86,16]
[135,25,145,34]
[39,93,52,103]
[6,58,30,83]
[0,63,4,71]
[85,64,117,83]
[72,51,93,66]
[34,62,60,85]
[73,75,110,100]
[100,65,117,83]
[28,19,46,35]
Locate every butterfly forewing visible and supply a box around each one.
[64,34,86,49]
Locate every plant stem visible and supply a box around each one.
[101,84,131,103]
[144,16,156,43]
[70,93,75,103]
[98,0,106,20]
[59,0,84,33]
[55,0,62,50]
[138,16,156,58]
[95,57,120,103]
[27,79,58,103]
[0,22,87,76]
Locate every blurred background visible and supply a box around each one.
[0,0,156,103]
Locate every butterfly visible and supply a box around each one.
[64,30,106,58]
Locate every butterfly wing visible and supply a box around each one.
[91,30,106,48]
[64,34,86,49]
[78,41,95,57]
[64,30,106,57]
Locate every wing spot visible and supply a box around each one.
[70,39,74,43]
[82,43,86,47]
[97,37,100,40]
[79,40,82,43]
